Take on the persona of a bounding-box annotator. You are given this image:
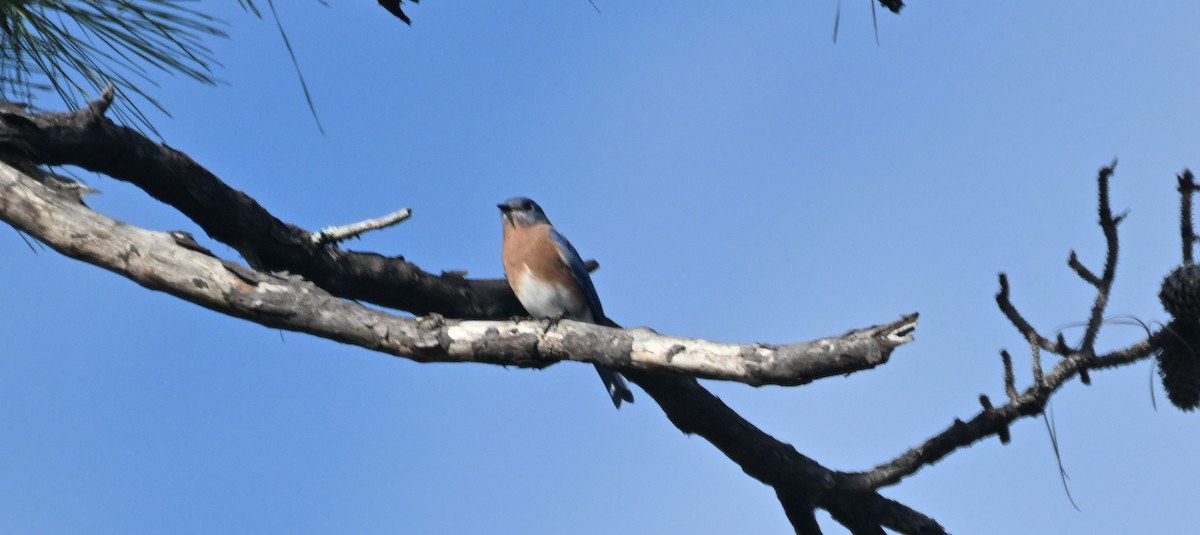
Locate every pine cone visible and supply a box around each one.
[1157,319,1200,411]
[1160,264,1200,319]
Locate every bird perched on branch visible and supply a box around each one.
[498,197,635,408]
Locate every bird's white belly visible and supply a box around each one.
[515,268,593,322]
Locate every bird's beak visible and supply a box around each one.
[497,203,512,214]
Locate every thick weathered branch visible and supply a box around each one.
[621,358,945,534]
[0,154,942,535]
[5,88,1181,535]
[0,160,915,386]
[0,93,946,533]
[0,92,523,319]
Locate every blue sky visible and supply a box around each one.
[3,1,1199,533]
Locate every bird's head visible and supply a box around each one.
[498,197,550,227]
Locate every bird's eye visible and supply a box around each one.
[522,201,534,211]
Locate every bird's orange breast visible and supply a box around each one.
[503,223,575,290]
[502,222,590,320]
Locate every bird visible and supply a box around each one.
[498,196,635,408]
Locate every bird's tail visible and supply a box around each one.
[595,316,635,408]
[594,364,634,408]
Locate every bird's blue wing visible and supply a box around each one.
[549,228,605,320]
[550,227,632,407]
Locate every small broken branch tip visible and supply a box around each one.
[311,207,413,247]
[87,83,116,117]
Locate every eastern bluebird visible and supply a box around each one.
[498,197,635,408]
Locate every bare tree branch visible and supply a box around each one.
[0,158,943,535]
[995,273,1068,355]
[845,334,1160,491]
[1000,350,1017,400]
[0,161,918,386]
[0,88,524,319]
[1177,169,1196,264]
[378,0,417,25]
[310,207,413,246]
[0,92,942,533]
[1079,162,1120,354]
[1157,169,1200,410]
[621,358,946,534]
[0,94,1175,535]
[1068,250,1101,287]
[843,164,1162,491]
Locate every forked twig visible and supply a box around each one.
[845,162,1150,491]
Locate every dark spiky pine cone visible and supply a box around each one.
[1161,264,1200,319]
[1158,319,1200,411]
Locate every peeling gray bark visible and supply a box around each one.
[0,160,915,386]
[0,153,948,533]
[0,117,945,533]
[29,91,1176,535]
[0,68,1178,535]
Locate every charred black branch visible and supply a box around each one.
[844,164,1161,490]
[1179,170,1197,265]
